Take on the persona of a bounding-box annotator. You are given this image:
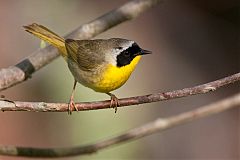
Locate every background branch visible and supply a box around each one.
[0,72,239,112]
[0,93,239,158]
[0,0,161,91]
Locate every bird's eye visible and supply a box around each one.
[124,51,130,56]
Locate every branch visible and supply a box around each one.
[0,0,161,91]
[0,93,240,158]
[0,72,239,112]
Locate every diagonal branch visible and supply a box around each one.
[0,0,161,91]
[0,72,239,112]
[0,92,240,158]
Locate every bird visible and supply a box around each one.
[24,23,151,114]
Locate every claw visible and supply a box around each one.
[68,99,74,115]
[68,97,78,115]
[107,93,120,113]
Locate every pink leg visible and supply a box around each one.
[68,80,78,115]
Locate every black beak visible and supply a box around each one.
[140,49,152,55]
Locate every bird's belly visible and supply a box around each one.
[67,56,141,93]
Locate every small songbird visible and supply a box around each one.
[24,23,151,114]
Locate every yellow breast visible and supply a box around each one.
[93,55,141,93]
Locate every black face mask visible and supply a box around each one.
[116,43,152,67]
[116,43,141,67]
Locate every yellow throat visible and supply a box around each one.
[93,55,141,93]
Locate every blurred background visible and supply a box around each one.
[0,0,239,159]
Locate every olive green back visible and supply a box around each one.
[65,39,106,71]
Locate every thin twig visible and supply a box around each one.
[0,0,161,91]
[0,72,239,112]
[0,93,239,158]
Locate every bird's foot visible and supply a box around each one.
[107,93,120,113]
[68,97,78,115]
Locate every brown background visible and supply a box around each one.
[0,0,239,159]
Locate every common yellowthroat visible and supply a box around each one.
[24,23,151,114]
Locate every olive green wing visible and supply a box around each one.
[65,39,105,71]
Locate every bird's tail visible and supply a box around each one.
[24,23,67,58]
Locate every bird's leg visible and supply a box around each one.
[106,92,120,113]
[68,80,78,114]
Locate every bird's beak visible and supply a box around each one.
[139,49,152,55]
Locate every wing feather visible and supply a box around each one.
[65,39,105,71]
